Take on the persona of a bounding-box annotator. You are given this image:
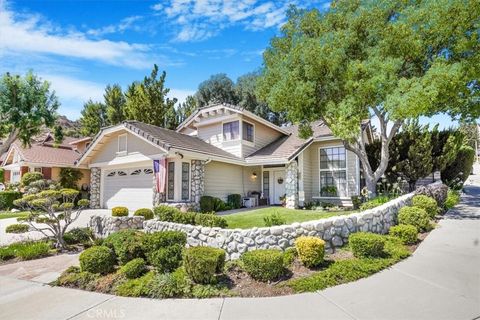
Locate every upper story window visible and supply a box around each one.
[118,134,127,153]
[223,121,239,141]
[242,121,254,143]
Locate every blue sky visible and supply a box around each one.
[0,0,458,128]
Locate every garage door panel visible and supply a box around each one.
[103,167,153,211]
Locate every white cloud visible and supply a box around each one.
[0,1,154,69]
[87,15,143,37]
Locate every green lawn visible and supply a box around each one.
[0,211,29,220]
[223,207,353,229]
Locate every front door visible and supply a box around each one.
[273,170,285,205]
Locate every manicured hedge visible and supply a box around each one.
[295,236,325,267]
[412,195,438,219]
[142,231,187,273]
[103,230,145,265]
[79,246,116,274]
[63,227,93,245]
[349,232,386,258]
[0,191,22,210]
[227,194,242,209]
[183,246,226,284]
[398,206,431,232]
[154,205,228,228]
[112,206,129,217]
[21,172,43,186]
[389,225,418,245]
[445,189,460,210]
[241,249,285,282]
[441,145,475,188]
[5,224,29,234]
[134,208,154,220]
[119,258,147,279]
[199,196,229,212]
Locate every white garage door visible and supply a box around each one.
[103,167,154,211]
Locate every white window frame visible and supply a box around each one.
[222,120,240,142]
[117,134,127,155]
[318,146,348,199]
[181,162,191,201]
[11,169,21,183]
[242,120,255,145]
[29,167,42,173]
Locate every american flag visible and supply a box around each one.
[153,158,167,193]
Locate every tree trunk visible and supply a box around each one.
[408,180,416,192]
[0,129,19,156]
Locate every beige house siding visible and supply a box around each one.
[242,117,284,157]
[51,167,91,187]
[302,146,313,203]
[90,130,160,164]
[309,141,358,200]
[204,161,261,201]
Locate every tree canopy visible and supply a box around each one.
[196,73,237,107]
[258,0,479,192]
[79,100,107,137]
[0,71,59,155]
[105,84,126,125]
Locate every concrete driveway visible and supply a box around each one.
[0,165,479,319]
[0,209,110,246]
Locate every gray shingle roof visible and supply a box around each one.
[125,121,241,161]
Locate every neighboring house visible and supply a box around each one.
[76,103,373,211]
[1,133,91,187]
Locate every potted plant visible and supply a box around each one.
[321,185,337,197]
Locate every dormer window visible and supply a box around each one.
[223,121,239,141]
[242,121,254,143]
[118,134,127,154]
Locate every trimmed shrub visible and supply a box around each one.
[79,246,116,274]
[183,247,226,284]
[115,271,154,297]
[445,189,461,210]
[5,223,29,233]
[283,247,297,267]
[398,206,431,232]
[173,211,196,225]
[63,227,93,245]
[441,145,475,188]
[21,172,43,186]
[200,196,215,212]
[295,236,325,268]
[412,195,438,219]
[389,225,418,245]
[119,258,147,279]
[142,231,187,256]
[0,191,22,210]
[194,214,228,228]
[103,230,145,265]
[349,232,386,258]
[241,249,285,282]
[112,206,129,217]
[133,208,154,220]
[415,183,448,207]
[154,205,180,221]
[227,194,242,209]
[149,244,184,273]
[360,196,390,211]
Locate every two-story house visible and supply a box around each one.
[76,103,372,211]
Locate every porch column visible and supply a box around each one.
[190,160,205,205]
[90,167,101,209]
[285,160,298,209]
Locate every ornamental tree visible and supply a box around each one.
[13,189,89,250]
[0,71,59,156]
[257,1,479,194]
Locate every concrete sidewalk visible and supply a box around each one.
[0,168,479,320]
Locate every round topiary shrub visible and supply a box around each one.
[133,208,154,220]
[63,227,93,245]
[183,246,226,284]
[79,246,116,274]
[389,225,418,245]
[142,231,187,257]
[412,195,438,219]
[398,206,431,232]
[5,224,29,234]
[21,172,43,186]
[154,205,180,221]
[349,232,386,258]
[103,230,145,265]
[112,206,129,217]
[241,249,285,282]
[119,258,147,279]
[295,236,325,268]
[149,245,184,273]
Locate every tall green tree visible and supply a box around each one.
[430,126,463,179]
[53,125,64,145]
[124,65,178,129]
[257,1,479,194]
[235,72,287,125]
[177,95,197,124]
[104,84,126,125]
[196,73,237,107]
[0,71,59,155]
[79,100,107,136]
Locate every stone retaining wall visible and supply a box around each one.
[89,216,144,238]
[143,192,414,260]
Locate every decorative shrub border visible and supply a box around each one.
[90,192,415,260]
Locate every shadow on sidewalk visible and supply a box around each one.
[444,184,480,220]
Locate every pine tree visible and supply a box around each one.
[105,84,126,125]
[79,100,107,136]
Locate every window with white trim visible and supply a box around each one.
[242,121,254,142]
[222,121,239,141]
[118,134,127,153]
[181,162,190,200]
[319,147,347,197]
